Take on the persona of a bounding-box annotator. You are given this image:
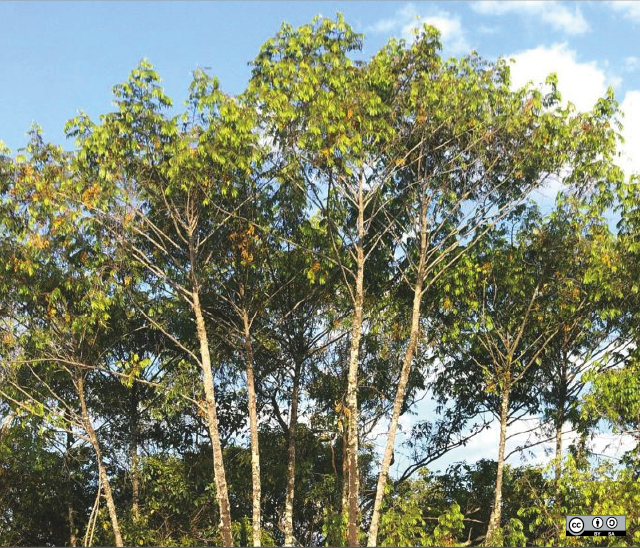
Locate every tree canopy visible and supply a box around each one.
[1,14,638,548]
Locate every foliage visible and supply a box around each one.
[0,12,637,548]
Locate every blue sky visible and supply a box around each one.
[2,1,638,473]
[1,1,639,177]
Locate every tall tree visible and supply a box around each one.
[364,33,585,547]
[248,16,397,544]
[0,129,125,545]
[433,209,566,546]
[64,63,263,546]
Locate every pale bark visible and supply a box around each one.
[555,411,563,479]
[554,356,568,507]
[66,431,77,547]
[130,385,140,522]
[341,426,349,519]
[346,173,365,547]
[283,360,301,546]
[192,290,234,547]
[367,201,428,547]
[242,309,262,547]
[485,387,510,547]
[68,502,77,548]
[76,370,123,547]
[556,352,569,482]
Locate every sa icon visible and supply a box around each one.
[569,517,584,534]
[607,517,618,529]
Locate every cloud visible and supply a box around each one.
[478,24,500,35]
[430,414,637,473]
[508,43,613,112]
[624,56,639,72]
[507,43,637,177]
[367,3,471,54]
[472,1,590,35]
[608,1,640,22]
[619,91,640,176]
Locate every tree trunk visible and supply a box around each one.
[130,384,140,522]
[555,357,568,506]
[554,409,563,492]
[341,424,349,520]
[68,502,77,547]
[346,173,365,547]
[65,430,77,547]
[283,360,302,546]
[367,190,428,547]
[242,309,262,547]
[192,289,234,547]
[555,404,565,483]
[76,369,123,547]
[485,387,510,547]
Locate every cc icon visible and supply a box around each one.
[569,517,584,534]
[593,517,603,529]
[606,517,618,529]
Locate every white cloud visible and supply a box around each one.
[608,1,640,22]
[624,56,639,72]
[472,1,590,35]
[624,57,640,72]
[367,4,420,35]
[368,12,405,34]
[619,91,640,176]
[508,43,637,178]
[478,24,500,35]
[367,3,471,54]
[430,414,637,472]
[508,43,612,112]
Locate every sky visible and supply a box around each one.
[2,1,638,474]
[1,1,638,176]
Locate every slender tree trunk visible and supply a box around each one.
[555,358,568,507]
[554,404,565,483]
[367,190,428,547]
[242,309,262,547]
[66,430,77,547]
[283,360,302,546]
[554,410,563,483]
[341,425,349,519]
[130,384,140,522]
[68,502,77,547]
[346,173,365,547]
[76,369,123,547]
[485,386,510,547]
[192,290,234,547]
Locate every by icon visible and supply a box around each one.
[593,517,603,529]
[569,517,584,534]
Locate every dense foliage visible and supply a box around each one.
[1,15,638,547]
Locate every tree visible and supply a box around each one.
[0,13,636,548]
[434,208,570,546]
[364,33,587,548]
[534,201,628,487]
[64,63,254,546]
[248,16,401,544]
[0,129,125,545]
